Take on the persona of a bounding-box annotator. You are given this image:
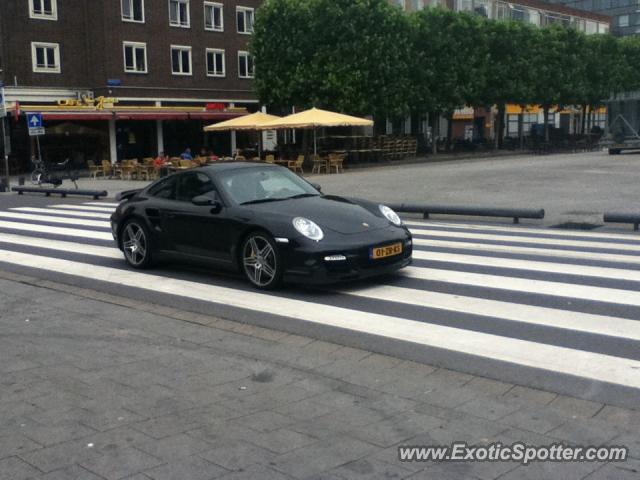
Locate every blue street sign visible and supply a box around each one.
[27,113,43,129]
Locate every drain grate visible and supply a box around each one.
[550,222,602,230]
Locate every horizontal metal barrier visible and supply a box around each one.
[603,212,640,231]
[12,186,107,200]
[387,203,545,224]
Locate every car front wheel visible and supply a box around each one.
[241,232,283,289]
[121,220,153,269]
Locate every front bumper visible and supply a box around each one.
[281,227,412,285]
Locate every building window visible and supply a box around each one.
[236,7,254,34]
[122,0,144,22]
[169,0,190,27]
[123,42,147,73]
[238,51,254,78]
[618,15,629,27]
[204,2,223,31]
[29,0,57,20]
[171,45,192,75]
[528,9,540,26]
[31,42,60,73]
[206,49,225,77]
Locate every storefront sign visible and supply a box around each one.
[57,95,118,110]
[206,103,226,110]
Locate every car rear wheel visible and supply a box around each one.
[121,220,153,269]
[241,233,283,289]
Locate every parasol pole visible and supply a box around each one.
[313,127,317,157]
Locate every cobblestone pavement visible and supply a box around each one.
[0,271,638,480]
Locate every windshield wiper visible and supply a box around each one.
[239,198,285,205]
[285,193,320,199]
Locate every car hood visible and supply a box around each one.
[247,195,390,234]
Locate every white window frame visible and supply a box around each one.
[236,6,254,34]
[123,41,148,74]
[169,0,190,28]
[29,0,58,20]
[204,1,224,31]
[171,45,192,76]
[206,48,225,77]
[121,0,145,23]
[237,50,254,78]
[31,42,60,73]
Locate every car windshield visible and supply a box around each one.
[219,166,319,205]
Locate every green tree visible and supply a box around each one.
[529,25,587,141]
[251,0,412,119]
[482,20,537,147]
[409,8,487,152]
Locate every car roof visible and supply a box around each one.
[200,161,281,173]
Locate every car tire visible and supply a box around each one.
[121,219,154,269]
[608,148,621,155]
[241,232,283,290]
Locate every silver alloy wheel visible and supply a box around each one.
[243,235,277,287]
[122,222,148,267]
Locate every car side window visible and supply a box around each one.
[147,176,177,200]
[176,172,218,202]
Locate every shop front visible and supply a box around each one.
[7,96,248,172]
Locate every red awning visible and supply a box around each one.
[41,113,113,121]
[33,111,246,121]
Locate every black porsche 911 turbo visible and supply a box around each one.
[110,162,412,289]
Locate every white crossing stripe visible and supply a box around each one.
[0,248,638,389]
[48,204,115,213]
[402,266,640,307]
[0,233,120,259]
[405,221,640,242]
[0,220,113,240]
[343,283,640,341]
[413,250,640,283]
[0,211,110,228]
[412,239,640,265]
[84,202,120,207]
[409,227,640,252]
[11,207,113,219]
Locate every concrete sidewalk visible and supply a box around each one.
[0,269,638,480]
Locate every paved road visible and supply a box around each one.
[313,150,640,226]
[0,199,639,408]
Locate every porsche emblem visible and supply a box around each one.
[362,222,369,228]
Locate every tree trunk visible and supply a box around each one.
[581,104,588,135]
[543,107,550,143]
[496,103,506,149]
[446,111,454,151]
[494,107,500,150]
[429,112,438,155]
[518,111,524,150]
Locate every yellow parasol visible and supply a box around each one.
[258,108,373,156]
[203,111,282,156]
[203,111,281,131]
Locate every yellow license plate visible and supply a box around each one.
[370,242,403,260]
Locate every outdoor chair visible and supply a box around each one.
[179,159,194,169]
[265,154,275,164]
[288,155,304,174]
[87,160,101,179]
[101,160,113,178]
[328,153,345,174]
[311,154,328,174]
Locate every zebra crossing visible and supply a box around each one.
[1,200,639,407]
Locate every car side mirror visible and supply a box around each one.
[310,182,322,193]
[192,195,213,206]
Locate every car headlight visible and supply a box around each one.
[379,205,402,226]
[293,217,324,242]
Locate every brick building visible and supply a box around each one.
[0,0,262,169]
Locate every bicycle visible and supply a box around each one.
[31,158,79,189]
